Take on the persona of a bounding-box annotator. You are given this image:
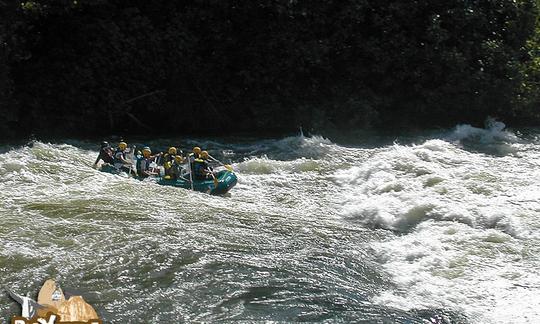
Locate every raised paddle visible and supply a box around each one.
[208,154,233,172]
[187,155,194,190]
[211,172,219,187]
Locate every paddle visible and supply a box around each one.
[148,152,165,175]
[187,155,194,190]
[208,154,234,172]
[127,146,137,177]
[211,172,219,187]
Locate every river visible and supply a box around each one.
[1,122,539,323]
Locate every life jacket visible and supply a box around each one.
[188,153,200,163]
[136,157,144,174]
[99,148,114,164]
[163,153,176,165]
[189,153,201,173]
[192,158,209,179]
[113,148,128,168]
[172,161,184,176]
[137,157,153,177]
[113,148,126,163]
[164,161,174,176]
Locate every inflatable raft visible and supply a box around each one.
[99,165,237,195]
[158,170,237,195]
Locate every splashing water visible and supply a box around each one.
[446,118,521,156]
[1,125,539,323]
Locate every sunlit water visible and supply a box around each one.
[1,122,539,323]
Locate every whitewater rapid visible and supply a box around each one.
[1,123,539,323]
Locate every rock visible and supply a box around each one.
[37,279,65,309]
[36,305,59,318]
[57,296,99,322]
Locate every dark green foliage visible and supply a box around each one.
[2,0,540,137]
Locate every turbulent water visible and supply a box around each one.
[1,122,539,323]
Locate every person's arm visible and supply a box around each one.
[119,154,132,165]
[203,161,214,174]
[114,151,131,165]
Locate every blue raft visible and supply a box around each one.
[158,170,237,195]
[99,165,237,195]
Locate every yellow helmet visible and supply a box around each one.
[118,142,127,150]
[142,147,151,157]
[175,155,183,162]
[193,146,201,154]
[201,150,209,159]
[168,147,177,155]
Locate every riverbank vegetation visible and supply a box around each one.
[1,0,540,137]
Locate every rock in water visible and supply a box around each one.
[36,305,60,318]
[57,296,99,322]
[38,279,65,309]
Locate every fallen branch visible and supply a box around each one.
[122,89,165,106]
[115,89,164,130]
[126,112,152,130]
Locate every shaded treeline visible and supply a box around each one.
[1,0,540,137]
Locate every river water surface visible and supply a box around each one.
[1,123,539,323]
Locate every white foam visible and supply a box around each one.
[449,117,519,144]
[335,129,540,323]
[370,222,540,323]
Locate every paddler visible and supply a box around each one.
[189,146,201,162]
[193,151,218,185]
[166,155,186,180]
[136,146,160,178]
[93,141,114,168]
[113,141,135,174]
[162,146,180,175]
[188,146,201,174]
[162,147,179,165]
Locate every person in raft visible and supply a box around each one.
[188,146,201,174]
[137,146,161,178]
[193,150,218,185]
[170,154,186,180]
[93,141,114,168]
[162,146,181,176]
[162,147,180,165]
[189,146,201,162]
[113,141,135,174]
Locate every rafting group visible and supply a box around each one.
[93,141,237,195]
